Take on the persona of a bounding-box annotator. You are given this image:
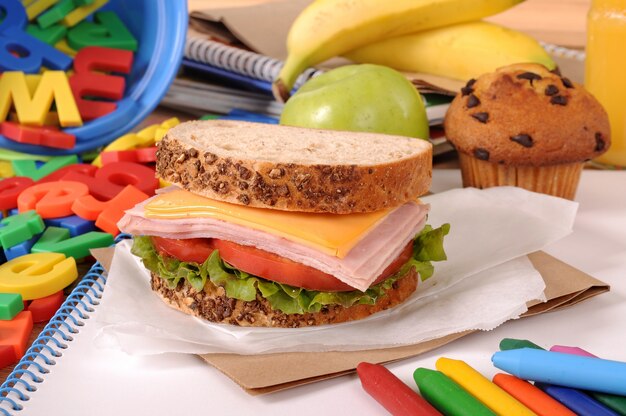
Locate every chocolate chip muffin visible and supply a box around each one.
[444,63,610,199]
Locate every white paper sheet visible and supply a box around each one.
[95,187,577,355]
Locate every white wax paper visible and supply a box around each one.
[95,187,577,355]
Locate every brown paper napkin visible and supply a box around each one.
[90,248,609,395]
[199,251,607,395]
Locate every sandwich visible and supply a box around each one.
[119,120,449,327]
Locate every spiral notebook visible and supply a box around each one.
[0,238,235,416]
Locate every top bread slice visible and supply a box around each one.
[156,120,432,213]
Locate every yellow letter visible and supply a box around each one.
[0,71,82,127]
[0,252,78,300]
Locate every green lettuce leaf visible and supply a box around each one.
[131,223,449,315]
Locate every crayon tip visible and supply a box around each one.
[492,349,524,375]
[413,367,436,384]
[356,362,376,376]
[499,338,544,351]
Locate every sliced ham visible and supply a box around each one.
[118,199,429,291]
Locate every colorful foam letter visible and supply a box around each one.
[72,184,149,235]
[0,311,33,358]
[0,210,45,248]
[0,71,82,126]
[31,226,113,258]
[69,46,133,120]
[0,293,24,320]
[17,180,89,218]
[26,23,67,45]
[27,290,64,323]
[63,161,157,201]
[0,177,35,210]
[1,121,76,149]
[11,154,78,181]
[0,0,71,73]
[0,252,77,300]
[66,10,135,50]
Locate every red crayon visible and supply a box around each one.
[357,362,442,416]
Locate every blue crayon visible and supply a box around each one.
[492,348,626,396]
[535,383,620,416]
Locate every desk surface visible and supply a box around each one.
[3,169,624,416]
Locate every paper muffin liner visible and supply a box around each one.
[458,153,583,200]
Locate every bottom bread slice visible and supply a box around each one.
[150,269,418,328]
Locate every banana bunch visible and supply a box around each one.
[345,21,555,82]
[273,0,555,102]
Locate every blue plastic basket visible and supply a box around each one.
[0,1,188,156]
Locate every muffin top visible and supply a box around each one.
[444,63,610,166]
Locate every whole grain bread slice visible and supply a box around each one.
[156,120,432,213]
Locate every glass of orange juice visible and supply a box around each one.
[585,0,626,167]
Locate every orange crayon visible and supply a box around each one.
[493,373,576,416]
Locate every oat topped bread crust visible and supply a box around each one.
[444,63,611,167]
[156,120,433,213]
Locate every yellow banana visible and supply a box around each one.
[344,21,556,81]
[273,0,524,101]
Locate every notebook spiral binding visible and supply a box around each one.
[0,235,129,416]
[185,37,322,89]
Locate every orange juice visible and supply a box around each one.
[585,0,626,167]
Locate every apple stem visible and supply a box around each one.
[272,80,291,103]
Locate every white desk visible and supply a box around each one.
[7,169,626,416]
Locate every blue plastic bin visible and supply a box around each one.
[0,0,188,156]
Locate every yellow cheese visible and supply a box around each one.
[144,190,393,258]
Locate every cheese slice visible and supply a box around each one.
[144,189,394,258]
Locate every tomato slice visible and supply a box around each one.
[151,237,413,292]
[152,237,215,264]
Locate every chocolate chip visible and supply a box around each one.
[517,72,542,85]
[561,77,574,88]
[510,134,534,148]
[467,94,480,108]
[471,112,489,123]
[466,78,476,88]
[544,85,559,96]
[595,132,606,151]
[461,86,474,96]
[550,67,562,76]
[473,148,490,161]
[550,95,568,106]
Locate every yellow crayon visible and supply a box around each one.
[436,358,537,416]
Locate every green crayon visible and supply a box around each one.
[413,368,497,416]
[499,338,544,351]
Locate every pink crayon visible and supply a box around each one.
[550,345,597,358]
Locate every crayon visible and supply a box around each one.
[492,373,575,416]
[499,338,543,351]
[550,345,595,357]
[435,358,536,416]
[500,339,621,415]
[356,362,442,416]
[535,383,620,416]
[550,345,626,416]
[413,368,496,416]
[492,348,626,396]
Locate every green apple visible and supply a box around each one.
[279,64,429,139]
